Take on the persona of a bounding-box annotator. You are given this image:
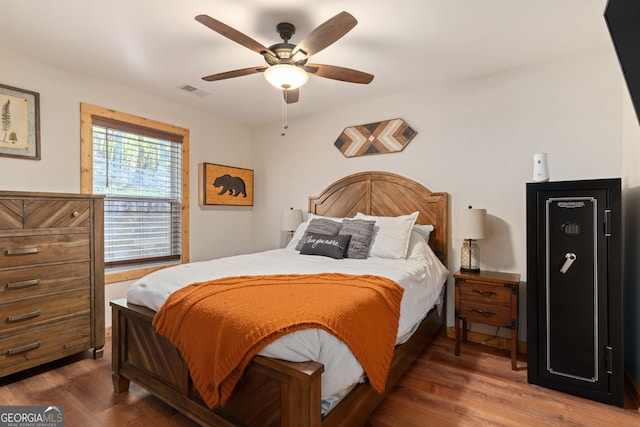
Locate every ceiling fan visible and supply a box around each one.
[195,11,374,104]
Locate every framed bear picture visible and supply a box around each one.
[199,163,254,206]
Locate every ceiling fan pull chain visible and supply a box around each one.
[281,95,288,136]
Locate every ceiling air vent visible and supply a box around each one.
[178,84,209,97]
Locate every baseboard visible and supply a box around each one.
[625,369,640,411]
[446,326,527,355]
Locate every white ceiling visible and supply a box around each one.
[1,0,611,126]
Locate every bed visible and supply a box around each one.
[110,171,449,427]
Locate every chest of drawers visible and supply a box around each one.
[0,191,104,377]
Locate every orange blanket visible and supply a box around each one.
[152,273,404,409]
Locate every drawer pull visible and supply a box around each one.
[7,341,42,355]
[7,309,41,322]
[6,247,41,256]
[72,211,79,217]
[471,308,496,316]
[472,289,497,297]
[7,279,40,289]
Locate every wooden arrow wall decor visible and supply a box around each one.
[333,118,417,157]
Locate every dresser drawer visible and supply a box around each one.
[1,262,90,301]
[458,281,513,305]
[0,316,91,376]
[24,200,91,228]
[0,199,90,230]
[0,234,90,268]
[0,200,23,230]
[0,289,90,334]
[458,300,512,327]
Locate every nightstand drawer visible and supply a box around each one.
[458,300,512,326]
[458,281,512,305]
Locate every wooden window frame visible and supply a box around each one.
[80,103,189,284]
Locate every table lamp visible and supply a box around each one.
[281,208,303,245]
[455,206,488,272]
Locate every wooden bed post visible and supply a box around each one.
[111,300,130,393]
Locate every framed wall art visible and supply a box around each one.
[334,118,417,158]
[0,83,40,160]
[199,163,254,206]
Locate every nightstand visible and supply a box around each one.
[454,270,521,369]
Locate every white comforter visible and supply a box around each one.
[126,233,448,401]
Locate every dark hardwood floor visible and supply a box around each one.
[1,335,638,426]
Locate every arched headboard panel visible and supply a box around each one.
[309,171,448,265]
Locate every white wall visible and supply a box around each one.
[252,48,624,337]
[1,44,629,344]
[0,47,255,326]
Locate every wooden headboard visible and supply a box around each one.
[308,171,448,265]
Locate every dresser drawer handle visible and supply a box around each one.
[472,289,497,297]
[7,309,41,322]
[72,211,79,217]
[7,279,40,289]
[471,308,496,316]
[7,341,42,355]
[6,247,41,256]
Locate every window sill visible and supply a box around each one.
[105,262,181,284]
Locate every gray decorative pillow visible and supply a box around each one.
[300,233,351,259]
[339,219,376,259]
[295,218,342,251]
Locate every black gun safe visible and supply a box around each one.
[526,178,623,406]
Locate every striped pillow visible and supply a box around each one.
[339,219,376,259]
[294,218,342,251]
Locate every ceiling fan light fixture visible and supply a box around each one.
[264,64,308,90]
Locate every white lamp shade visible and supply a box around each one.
[455,208,488,240]
[281,208,303,232]
[264,64,309,90]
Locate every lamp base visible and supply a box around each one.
[460,266,481,273]
[460,239,481,272]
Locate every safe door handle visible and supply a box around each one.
[560,253,577,274]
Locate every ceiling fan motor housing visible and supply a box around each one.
[264,23,308,66]
[276,22,295,42]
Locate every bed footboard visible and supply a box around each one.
[111,298,324,427]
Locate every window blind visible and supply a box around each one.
[92,123,182,266]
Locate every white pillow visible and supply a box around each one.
[354,211,419,258]
[406,230,431,259]
[306,212,345,223]
[413,224,434,242]
[286,221,309,250]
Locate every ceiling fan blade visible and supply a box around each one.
[283,88,299,104]
[202,66,267,82]
[195,15,277,58]
[291,11,357,59]
[307,64,374,84]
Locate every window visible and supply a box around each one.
[81,103,189,283]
